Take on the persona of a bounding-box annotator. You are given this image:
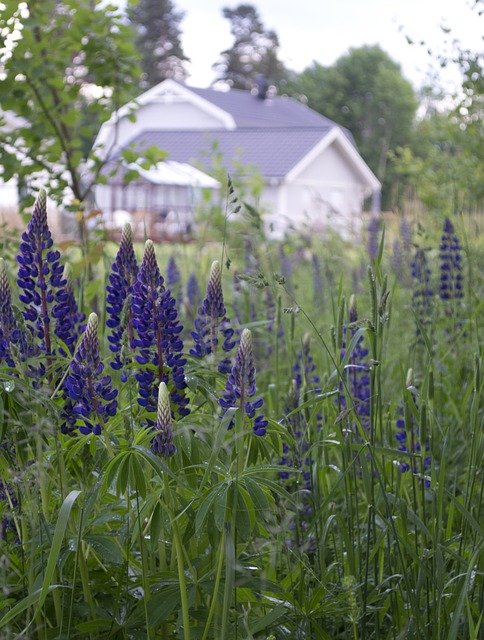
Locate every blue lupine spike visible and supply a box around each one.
[339,296,371,434]
[151,381,176,456]
[439,218,463,301]
[186,272,201,312]
[166,255,182,306]
[278,245,293,293]
[53,263,85,355]
[131,240,189,420]
[411,248,434,339]
[400,217,412,253]
[106,223,139,370]
[16,189,66,366]
[219,328,267,436]
[190,260,236,373]
[367,216,382,261]
[0,258,22,367]
[63,313,118,435]
[311,253,323,309]
[395,369,431,486]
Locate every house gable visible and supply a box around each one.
[94,79,236,159]
[286,127,380,194]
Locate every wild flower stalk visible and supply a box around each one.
[400,217,412,253]
[167,255,182,306]
[391,238,404,282]
[131,240,189,419]
[190,260,236,374]
[0,258,22,367]
[63,313,118,435]
[16,189,66,375]
[439,218,463,301]
[106,223,138,372]
[185,272,201,313]
[151,381,176,456]
[367,215,381,261]
[220,328,267,436]
[411,248,434,340]
[311,253,323,309]
[395,369,431,486]
[279,335,322,550]
[339,297,371,435]
[278,245,293,293]
[53,263,85,355]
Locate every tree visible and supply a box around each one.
[286,46,417,204]
[127,0,188,89]
[0,0,140,209]
[213,3,287,91]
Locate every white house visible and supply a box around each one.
[93,79,381,239]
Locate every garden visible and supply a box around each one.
[0,183,482,639]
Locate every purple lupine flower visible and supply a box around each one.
[439,218,463,301]
[63,313,118,435]
[339,297,371,434]
[166,255,182,307]
[52,264,85,355]
[151,381,176,456]
[367,216,382,262]
[186,272,201,313]
[0,258,22,367]
[278,245,293,293]
[395,370,431,486]
[391,239,404,282]
[278,379,314,552]
[219,328,267,436]
[131,240,189,419]
[190,260,236,374]
[311,253,323,309]
[411,249,434,338]
[400,218,412,253]
[16,189,65,363]
[106,223,139,372]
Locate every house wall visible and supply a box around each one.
[267,140,368,239]
[100,100,225,155]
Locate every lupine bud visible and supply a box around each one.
[190,260,235,373]
[439,218,463,301]
[132,240,189,420]
[106,223,138,371]
[63,313,118,435]
[220,328,267,436]
[151,382,176,456]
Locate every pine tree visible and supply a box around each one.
[128,0,188,89]
[213,3,287,91]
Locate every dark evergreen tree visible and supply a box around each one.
[128,0,188,88]
[213,3,287,91]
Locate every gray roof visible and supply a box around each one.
[189,86,336,129]
[115,127,335,178]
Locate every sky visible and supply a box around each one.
[166,0,482,93]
